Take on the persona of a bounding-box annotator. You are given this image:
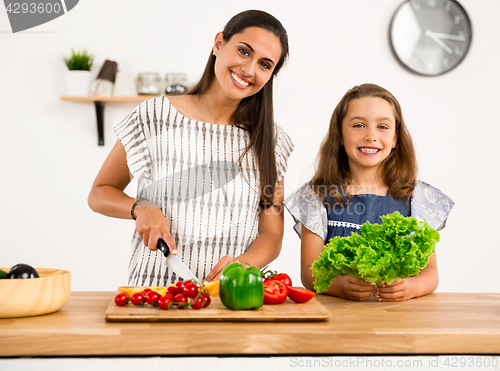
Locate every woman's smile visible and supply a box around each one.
[230,70,251,88]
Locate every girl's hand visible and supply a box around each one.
[376,278,413,302]
[202,255,240,285]
[134,201,178,254]
[341,276,375,301]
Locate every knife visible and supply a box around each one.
[157,238,202,285]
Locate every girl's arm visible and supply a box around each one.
[87,139,177,253]
[202,177,286,283]
[301,226,374,301]
[377,253,438,301]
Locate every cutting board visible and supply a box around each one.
[105,293,331,322]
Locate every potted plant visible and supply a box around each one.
[63,49,95,96]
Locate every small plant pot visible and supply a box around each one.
[65,70,91,96]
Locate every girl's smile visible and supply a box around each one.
[341,97,397,173]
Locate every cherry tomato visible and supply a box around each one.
[200,292,211,308]
[131,292,146,306]
[145,291,162,305]
[158,294,174,310]
[174,293,188,309]
[142,288,153,295]
[114,292,130,306]
[166,286,178,296]
[190,296,204,310]
[263,280,288,304]
[183,283,199,298]
[287,286,315,303]
[175,281,185,290]
[264,273,292,287]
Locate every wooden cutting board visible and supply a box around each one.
[105,293,331,322]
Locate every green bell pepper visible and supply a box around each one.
[219,262,264,310]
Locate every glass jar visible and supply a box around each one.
[137,73,161,95]
[165,73,188,95]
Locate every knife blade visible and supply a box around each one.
[157,238,202,285]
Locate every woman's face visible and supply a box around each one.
[341,97,398,174]
[213,26,282,101]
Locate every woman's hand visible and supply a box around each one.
[202,255,240,285]
[134,200,177,254]
[340,276,375,301]
[376,278,413,302]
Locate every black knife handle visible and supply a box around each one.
[157,238,171,258]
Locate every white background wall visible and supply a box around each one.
[1,0,498,293]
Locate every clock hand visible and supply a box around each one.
[425,30,453,54]
[428,31,465,41]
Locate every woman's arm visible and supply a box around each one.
[202,177,286,283]
[87,139,177,253]
[377,253,438,301]
[301,225,374,300]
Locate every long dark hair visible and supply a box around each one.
[188,10,289,206]
[311,83,417,205]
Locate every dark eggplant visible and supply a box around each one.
[7,264,40,279]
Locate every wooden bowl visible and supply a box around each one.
[0,267,71,318]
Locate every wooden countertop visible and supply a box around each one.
[1,292,500,356]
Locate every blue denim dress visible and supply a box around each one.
[324,192,410,241]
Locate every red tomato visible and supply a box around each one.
[200,292,211,308]
[145,291,161,305]
[190,296,204,310]
[114,292,130,306]
[287,286,315,303]
[131,292,146,305]
[263,280,288,304]
[158,294,173,310]
[183,283,199,298]
[265,273,292,287]
[166,286,178,296]
[174,293,188,309]
[142,288,153,295]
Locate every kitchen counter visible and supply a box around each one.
[1,291,500,357]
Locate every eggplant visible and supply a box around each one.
[0,269,7,279]
[7,264,39,279]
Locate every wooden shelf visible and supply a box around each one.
[61,95,160,145]
[61,95,159,102]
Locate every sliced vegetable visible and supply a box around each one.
[287,287,315,303]
[219,262,264,310]
[203,280,219,295]
[263,280,288,304]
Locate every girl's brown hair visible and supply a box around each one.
[311,83,417,205]
[188,10,289,206]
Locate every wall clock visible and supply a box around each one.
[390,0,472,76]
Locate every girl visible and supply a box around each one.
[88,10,294,287]
[284,83,453,302]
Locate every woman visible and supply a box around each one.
[88,10,294,287]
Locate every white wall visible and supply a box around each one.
[1,0,498,292]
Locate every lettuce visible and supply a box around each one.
[311,212,440,293]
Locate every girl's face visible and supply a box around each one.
[213,26,282,101]
[341,97,398,175]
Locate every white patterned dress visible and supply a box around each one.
[114,96,294,286]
